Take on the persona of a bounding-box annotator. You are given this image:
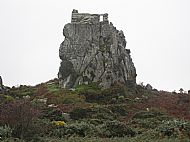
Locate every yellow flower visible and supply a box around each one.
[52,121,66,126]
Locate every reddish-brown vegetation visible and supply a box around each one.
[125,92,190,121]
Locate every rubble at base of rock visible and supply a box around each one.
[58,9,137,89]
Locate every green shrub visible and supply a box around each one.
[62,92,85,104]
[92,107,116,120]
[70,106,116,120]
[23,119,53,141]
[50,121,98,138]
[75,83,100,93]
[109,105,128,116]
[65,121,98,137]
[158,119,190,138]
[99,83,127,104]
[127,129,159,142]
[70,108,90,120]
[46,82,60,94]
[75,83,128,104]
[9,85,35,98]
[0,94,14,104]
[76,83,101,103]
[0,125,12,140]
[100,120,136,137]
[43,108,66,121]
[46,91,84,105]
[88,119,104,125]
[132,110,166,119]
[118,95,125,103]
[49,126,66,138]
[130,110,170,129]
[130,118,163,129]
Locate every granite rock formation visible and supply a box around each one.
[0,76,4,92]
[58,10,136,88]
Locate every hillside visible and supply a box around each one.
[0,79,190,142]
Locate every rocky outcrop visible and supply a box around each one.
[0,76,4,93]
[58,9,136,88]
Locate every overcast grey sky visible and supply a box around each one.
[0,0,189,91]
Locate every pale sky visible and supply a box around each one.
[0,0,190,92]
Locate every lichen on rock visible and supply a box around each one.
[58,9,137,89]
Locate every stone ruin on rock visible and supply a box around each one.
[58,9,137,88]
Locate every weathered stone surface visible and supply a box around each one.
[0,76,3,90]
[58,10,137,88]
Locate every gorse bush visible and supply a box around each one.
[50,120,137,138]
[52,121,66,127]
[50,121,98,138]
